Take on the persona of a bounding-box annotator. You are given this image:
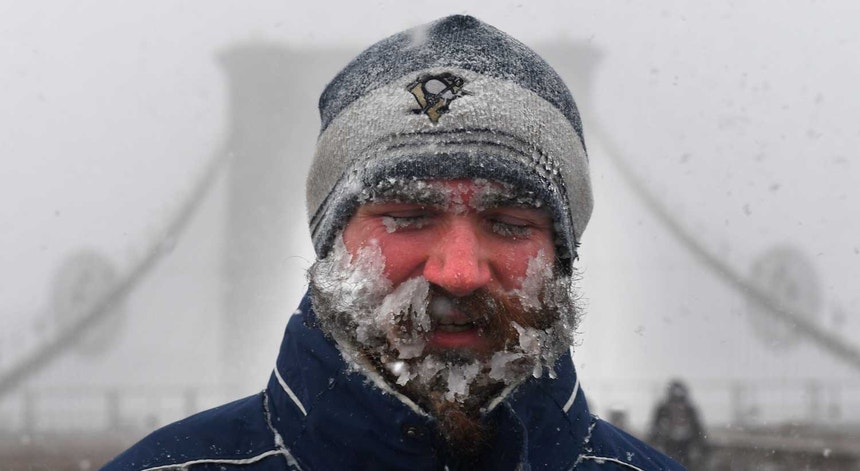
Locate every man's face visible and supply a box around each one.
[341,178,556,356]
[309,178,578,438]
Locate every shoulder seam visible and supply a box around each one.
[262,390,305,470]
[578,455,647,471]
[140,449,286,470]
[562,347,579,413]
[274,366,308,416]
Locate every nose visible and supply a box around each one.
[422,218,492,296]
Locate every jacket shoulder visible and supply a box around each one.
[576,417,686,470]
[101,392,287,470]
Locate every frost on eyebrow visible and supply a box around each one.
[357,178,448,207]
[468,178,545,212]
[358,177,547,215]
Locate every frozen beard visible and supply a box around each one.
[308,237,580,457]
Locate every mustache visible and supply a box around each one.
[419,285,548,349]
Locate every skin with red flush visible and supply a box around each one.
[341,179,555,355]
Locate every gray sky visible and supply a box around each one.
[2,0,859,426]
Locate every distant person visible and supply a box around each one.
[648,379,708,469]
[103,15,685,470]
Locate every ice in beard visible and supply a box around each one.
[379,276,431,360]
[311,241,574,406]
[310,178,578,405]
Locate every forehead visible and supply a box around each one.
[358,178,546,211]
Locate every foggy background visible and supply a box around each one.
[1,1,858,468]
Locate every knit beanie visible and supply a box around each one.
[306,15,592,271]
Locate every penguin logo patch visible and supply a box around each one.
[407,73,466,123]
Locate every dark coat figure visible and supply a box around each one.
[648,380,708,469]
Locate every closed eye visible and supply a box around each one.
[483,208,552,240]
[380,210,434,233]
[489,218,532,238]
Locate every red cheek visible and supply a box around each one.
[373,237,430,283]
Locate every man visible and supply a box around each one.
[104,15,685,470]
[648,380,708,469]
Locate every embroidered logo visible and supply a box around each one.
[407,73,466,123]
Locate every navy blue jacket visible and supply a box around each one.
[103,293,685,470]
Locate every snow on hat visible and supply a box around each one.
[306,14,592,271]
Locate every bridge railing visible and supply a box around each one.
[566,377,860,434]
[1,378,858,436]
[0,384,240,435]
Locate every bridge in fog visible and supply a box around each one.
[1,42,858,470]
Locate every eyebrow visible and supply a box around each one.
[471,187,545,211]
[358,179,548,211]
[359,180,449,207]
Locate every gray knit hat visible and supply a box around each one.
[306,15,592,271]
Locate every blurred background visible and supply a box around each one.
[1,1,858,469]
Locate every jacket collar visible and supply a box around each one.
[266,291,593,470]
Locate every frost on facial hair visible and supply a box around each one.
[379,276,430,359]
[312,237,391,338]
[310,180,582,410]
[312,238,505,405]
[444,361,481,401]
[488,351,524,381]
[395,251,579,401]
[511,249,553,311]
[468,178,544,212]
[311,236,432,360]
[505,249,579,381]
[513,322,551,379]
